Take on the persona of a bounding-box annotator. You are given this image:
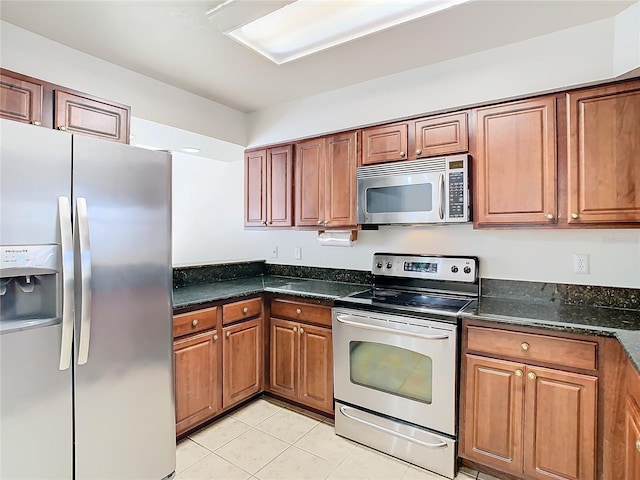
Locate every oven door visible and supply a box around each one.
[357,170,444,224]
[332,307,457,436]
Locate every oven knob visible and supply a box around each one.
[376,262,383,269]
[451,266,458,273]
[386,262,393,269]
[463,266,471,274]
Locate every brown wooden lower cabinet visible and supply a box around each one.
[270,317,333,413]
[624,396,640,480]
[173,330,220,436]
[222,318,263,409]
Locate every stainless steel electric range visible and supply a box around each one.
[332,253,479,479]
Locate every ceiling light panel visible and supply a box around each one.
[226,0,472,64]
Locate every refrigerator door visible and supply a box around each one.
[0,120,73,479]
[71,136,175,479]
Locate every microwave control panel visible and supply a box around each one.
[446,157,469,221]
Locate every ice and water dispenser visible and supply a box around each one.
[0,245,59,333]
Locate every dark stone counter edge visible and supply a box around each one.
[460,311,640,375]
[173,289,265,311]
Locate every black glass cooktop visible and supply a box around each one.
[344,288,472,315]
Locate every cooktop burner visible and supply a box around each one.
[346,289,473,315]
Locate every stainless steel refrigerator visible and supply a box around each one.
[0,119,176,479]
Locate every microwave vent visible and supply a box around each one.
[357,158,446,179]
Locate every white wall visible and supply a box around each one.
[0,21,247,146]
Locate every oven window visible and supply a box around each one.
[366,184,432,213]
[349,341,433,404]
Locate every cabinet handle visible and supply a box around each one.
[296,308,302,314]
[32,120,41,126]
[636,439,640,452]
[243,307,248,314]
[571,212,579,219]
[226,331,231,338]
[300,327,304,334]
[415,149,422,156]
[191,319,198,327]
[213,334,218,341]
[545,213,555,221]
[293,326,297,332]
[58,125,67,131]
[521,342,530,351]
[515,369,523,377]
[399,151,406,158]
[528,372,536,380]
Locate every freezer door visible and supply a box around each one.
[72,136,175,479]
[0,120,73,479]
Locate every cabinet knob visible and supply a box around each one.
[521,342,530,351]
[515,369,523,377]
[262,221,268,225]
[399,151,406,158]
[293,326,297,332]
[318,220,323,225]
[58,125,67,131]
[191,319,198,327]
[213,334,218,341]
[226,331,231,338]
[636,439,640,452]
[243,307,248,314]
[528,371,536,380]
[545,213,555,221]
[571,212,579,219]
[268,221,273,225]
[415,149,422,156]
[32,120,41,126]
[300,327,304,334]
[323,220,329,225]
[296,308,301,314]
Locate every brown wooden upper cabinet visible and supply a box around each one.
[244,145,293,228]
[566,80,640,225]
[295,131,358,228]
[1,69,130,144]
[362,112,469,165]
[472,97,558,226]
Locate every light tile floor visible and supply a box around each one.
[176,397,498,480]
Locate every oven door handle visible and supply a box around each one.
[339,406,448,449]
[335,314,450,340]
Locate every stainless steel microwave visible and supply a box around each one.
[356,154,470,225]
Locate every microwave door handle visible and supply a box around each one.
[438,173,445,220]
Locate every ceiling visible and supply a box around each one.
[0,0,635,113]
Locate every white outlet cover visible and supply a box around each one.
[271,246,278,259]
[573,254,590,274]
[294,247,302,260]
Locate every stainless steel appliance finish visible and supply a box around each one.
[357,154,470,225]
[0,119,175,479]
[332,253,479,479]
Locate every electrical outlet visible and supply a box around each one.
[573,254,590,274]
[271,246,278,259]
[294,247,302,260]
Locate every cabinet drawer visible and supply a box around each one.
[173,307,218,338]
[466,326,597,371]
[222,297,262,325]
[271,299,332,327]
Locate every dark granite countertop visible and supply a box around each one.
[461,297,640,372]
[172,275,369,310]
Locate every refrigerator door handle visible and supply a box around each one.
[76,197,92,366]
[58,196,74,371]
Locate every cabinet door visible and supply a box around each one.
[245,149,267,227]
[362,123,408,165]
[0,70,43,126]
[299,324,333,413]
[413,112,468,158]
[270,318,298,399]
[461,355,524,475]
[295,138,325,227]
[625,396,640,480]
[173,330,220,436]
[474,97,557,225]
[523,366,597,480]
[266,145,293,227]
[222,318,263,409]
[325,131,358,228]
[567,81,640,224]
[54,89,130,143]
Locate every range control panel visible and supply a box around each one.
[372,253,478,283]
